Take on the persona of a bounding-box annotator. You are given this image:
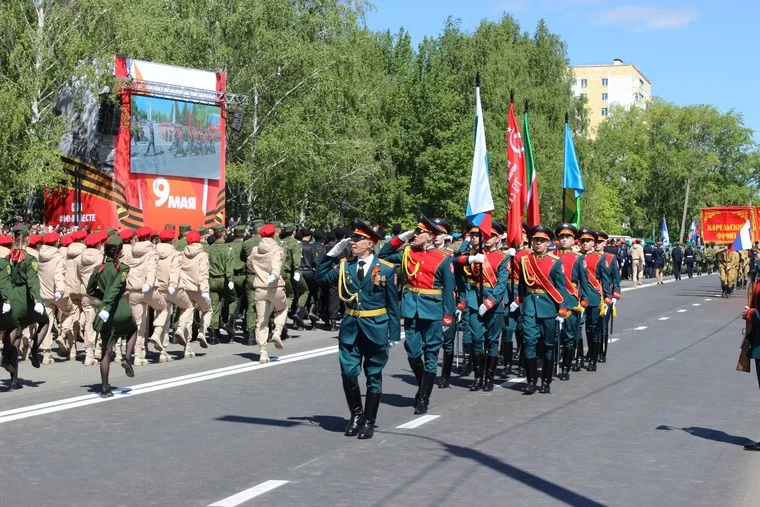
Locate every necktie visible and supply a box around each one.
[358,261,366,282]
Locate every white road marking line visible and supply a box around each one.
[658,317,669,321]
[621,278,676,292]
[209,480,289,507]
[609,338,619,343]
[705,298,712,301]
[0,346,339,425]
[677,309,687,313]
[713,294,722,297]
[634,326,647,331]
[396,414,441,429]
[692,303,700,306]
[500,377,527,388]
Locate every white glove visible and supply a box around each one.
[602,303,608,314]
[506,248,516,257]
[612,298,618,308]
[33,302,44,314]
[141,283,152,293]
[53,291,62,301]
[227,281,234,290]
[455,309,462,322]
[98,309,109,322]
[1,303,10,314]
[509,301,519,313]
[478,303,488,317]
[442,325,450,333]
[398,230,414,242]
[556,316,565,329]
[293,272,301,282]
[267,274,278,285]
[168,285,176,295]
[201,292,210,301]
[326,237,351,257]
[468,253,485,264]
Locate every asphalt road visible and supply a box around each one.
[2,273,759,507]
[131,139,221,179]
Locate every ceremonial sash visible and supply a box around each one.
[522,254,564,304]
[604,253,615,267]
[558,250,579,299]
[404,247,445,290]
[584,253,603,295]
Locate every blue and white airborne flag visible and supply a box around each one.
[688,218,698,243]
[660,217,670,246]
[732,220,752,251]
[465,75,494,239]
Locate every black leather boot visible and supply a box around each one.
[357,391,381,439]
[292,306,306,330]
[523,357,538,394]
[460,343,472,375]
[560,348,572,381]
[587,342,598,372]
[482,355,498,392]
[409,357,425,405]
[500,342,513,379]
[469,353,485,391]
[414,372,436,415]
[540,359,553,393]
[438,351,454,388]
[343,382,364,437]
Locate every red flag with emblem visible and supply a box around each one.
[506,100,526,248]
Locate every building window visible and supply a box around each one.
[580,78,587,88]
[602,93,608,101]
[602,78,608,87]
[601,108,609,117]
[639,78,644,87]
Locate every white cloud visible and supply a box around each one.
[596,5,700,31]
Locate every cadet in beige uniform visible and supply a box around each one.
[175,230,211,357]
[38,232,72,365]
[150,228,184,362]
[76,232,107,365]
[63,230,88,361]
[630,239,644,286]
[247,223,286,363]
[123,226,166,365]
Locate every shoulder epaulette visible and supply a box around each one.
[379,259,394,268]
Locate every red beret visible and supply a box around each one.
[84,233,102,248]
[136,226,152,240]
[28,234,42,247]
[159,228,175,242]
[0,235,12,247]
[259,224,275,238]
[43,232,60,245]
[151,229,160,239]
[119,229,135,241]
[72,229,88,242]
[185,230,200,244]
[60,235,73,247]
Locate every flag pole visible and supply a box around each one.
[476,72,484,306]
[562,112,569,225]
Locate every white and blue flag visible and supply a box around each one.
[660,217,670,246]
[732,220,752,251]
[465,77,494,238]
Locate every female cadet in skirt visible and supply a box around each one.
[86,234,137,398]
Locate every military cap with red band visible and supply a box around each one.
[416,214,446,235]
[528,224,554,241]
[578,228,597,241]
[350,218,384,242]
[555,223,578,238]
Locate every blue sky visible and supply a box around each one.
[366,0,760,141]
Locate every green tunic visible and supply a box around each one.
[8,251,47,329]
[87,258,137,343]
[0,258,18,330]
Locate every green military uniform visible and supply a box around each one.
[453,232,478,377]
[280,224,309,326]
[316,218,400,440]
[518,225,573,394]
[241,220,264,341]
[225,225,247,337]
[704,245,715,275]
[87,255,137,344]
[0,258,16,332]
[695,246,705,276]
[207,225,233,341]
[174,224,191,252]
[599,232,621,364]
[578,229,611,373]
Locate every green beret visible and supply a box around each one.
[12,224,29,236]
[252,219,265,229]
[179,224,191,234]
[106,235,122,247]
[198,226,208,235]
[213,225,226,235]
[107,228,116,236]
[233,225,246,237]
[282,223,295,235]
[165,223,177,230]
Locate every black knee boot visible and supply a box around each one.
[438,351,454,388]
[414,371,436,415]
[357,391,381,439]
[409,356,424,404]
[540,358,553,393]
[587,341,598,372]
[469,353,485,391]
[522,357,538,394]
[482,355,498,392]
[500,342,513,379]
[560,347,573,381]
[343,381,364,437]
[460,343,472,375]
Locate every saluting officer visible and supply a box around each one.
[379,215,454,415]
[455,221,509,392]
[316,219,400,440]
[554,224,590,381]
[518,225,572,394]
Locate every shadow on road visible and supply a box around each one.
[2,378,45,391]
[216,415,300,427]
[286,415,346,433]
[216,414,346,433]
[656,425,754,446]
[380,392,414,408]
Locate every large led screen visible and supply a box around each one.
[130,95,221,180]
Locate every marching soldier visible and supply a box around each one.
[316,219,400,440]
[575,229,606,371]
[630,239,644,286]
[644,241,654,279]
[431,218,458,389]
[454,224,480,378]
[175,230,212,357]
[695,245,705,276]
[62,230,87,361]
[554,224,590,381]
[76,231,107,365]
[684,242,696,278]
[704,243,716,275]
[280,224,309,329]
[455,221,509,392]
[174,224,191,252]
[518,225,572,394]
[224,225,247,339]
[671,242,683,281]
[379,215,454,414]
[207,225,232,344]
[502,223,528,379]
[38,231,70,365]
[151,228,183,362]
[241,219,264,345]
[597,231,621,364]
[246,224,287,363]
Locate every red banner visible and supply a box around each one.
[701,206,756,244]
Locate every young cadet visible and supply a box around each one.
[379,214,455,414]
[455,221,509,392]
[577,229,610,372]
[518,225,572,394]
[554,224,590,381]
[316,219,400,440]
[596,231,621,364]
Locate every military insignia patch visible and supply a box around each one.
[5,265,9,274]
[121,271,128,282]
[31,261,38,272]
